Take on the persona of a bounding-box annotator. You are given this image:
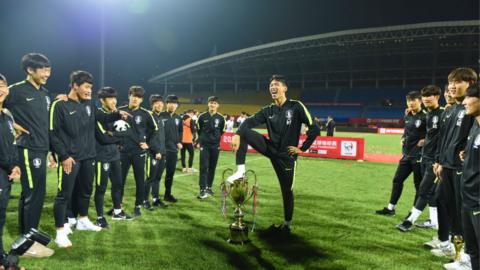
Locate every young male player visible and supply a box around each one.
[196,96,225,199]
[228,75,320,233]
[376,91,426,216]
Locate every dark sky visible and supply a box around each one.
[0,0,478,94]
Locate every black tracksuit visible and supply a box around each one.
[159,111,183,197]
[236,99,320,222]
[50,98,105,227]
[145,112,167,201]
[118,106,158,207]
[435,102,474,240]
[4,80,50,234]
[414,106,444,211]
[461,121,480,270]
[94,108,125,216]
[197,112,225,190]
[388,109,426,206]
[0,109,19,254]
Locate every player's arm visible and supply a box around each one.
[49,101,69,162]
[455,114,474,155]
[177,116,183,145]
[95,121,121,145]
[236,108,267,137]
[297,102,320,152]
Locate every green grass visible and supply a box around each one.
[2,132,447,270]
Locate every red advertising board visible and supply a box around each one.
[220,132,365,160]
[377,128,404,135]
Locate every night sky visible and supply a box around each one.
[0,0,478,94]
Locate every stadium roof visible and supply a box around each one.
[149,20,479,90]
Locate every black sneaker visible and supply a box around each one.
[267,224,291,235]
[152,198,168,208]
[164,194,177,203]
[375,207,395,216]
[96,216,109,228]
[197,190,208,199]
[106,208,114,216]
[143,200,155,211]
[396,220,413,232]
[133,206,142,217]
[112,210,134,221]
[206,187,214,196]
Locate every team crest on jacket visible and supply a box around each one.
[214,118,220,127]
[286,110,293,125]
[474,134,480,149]
[456,110,465,126]
[33,158,42,169]
[103,163,110,171]
[415,119,421,128]
[152,159,157,166]
[45,96,51,111]
[85,105,91,116]
[175,118,179,126]
[135,115,142,124]
[432,116,439,129]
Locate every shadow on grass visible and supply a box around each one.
[201,239,276,270]
[255,228,329,265]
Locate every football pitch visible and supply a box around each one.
[5,132,451,269]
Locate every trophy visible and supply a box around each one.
[220,169,258,244]
[453,235,463,262]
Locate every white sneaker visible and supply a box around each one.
[431,243,456,259]
[76,218,102,232]
[189,168,198,173]
[68,217,77,227]
[424,236,442,249]
[226,170,245,184]
[64,223,73,235]
[182,168,188,173]
[444,254,472,270]
[55,231,72,248]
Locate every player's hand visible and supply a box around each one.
[288,146,302,155]
[62,157,76,175]
[13,123,30,138]
[400,137,405,146]
[48,153,58,169]
[8,166,21,181]
[177,143,183,150]
[55,94,68,101]
[195,142,201,149]
[139,142,149,150]
[231,135,240,151]
[155,153,162,160]
[459,150,465,162]
[118,110,132,120]
[434,164,443,180]
[417,139,425,147]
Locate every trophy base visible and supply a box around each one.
[227,224,250,245]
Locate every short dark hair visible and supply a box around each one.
[129,86,145,98]
[270,74,288,87]
[448,67,478,84]
[465,84,480,98]
[186,109,194,114]
[0,73,6,84]
[21,53,51,73]
[98,87,117,99]
[70,70,93,88]
[149,94,163,105]
[421,85,441,97]
[165,94,179,104]
[406,91,422,100]
[207,96,218,103]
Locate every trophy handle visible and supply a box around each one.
[220,168,234,194]
[222,168,234,181]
